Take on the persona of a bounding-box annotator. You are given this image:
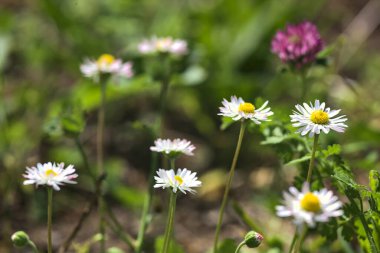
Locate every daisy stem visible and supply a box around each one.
[213,121,247,253]
[234,241,246,253]
[47,187,53,253]
[293,226,307,253]
[161,190,177,253]
[288,230,298,253]
[306,134,319,184]
[135,76,170,253]
[97,78,107,253]
[29,241,40,253]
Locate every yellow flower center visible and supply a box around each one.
[238,103,255,114]
[300,192,321,213]
[45,169,58,177]
[174,175,184,185]
[97,54,115,66]
[310,110,329,125]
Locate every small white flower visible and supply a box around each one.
[290,100,348,137]
[276,183,343,228]
[150,138,195,157]
[218,96,273,124]
[80,54,134,82]
[154,168,201,194]
[23,162,78,191]
[138,36,188,56]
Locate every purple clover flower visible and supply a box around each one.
[271,21,323,68]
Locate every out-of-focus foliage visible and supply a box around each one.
[1,0,380,252]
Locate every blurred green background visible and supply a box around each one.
[1,0,380,252]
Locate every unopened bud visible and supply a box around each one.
[11,231,30,248]
[244,231,263,248]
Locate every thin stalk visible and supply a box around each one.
[47,187,53,253]
[294,226,308,253]
[106,205,136,249]
[288,230,298,253]
[28,241,40,253]
[97,79,107,253]
[75,137,96,181]
[234,241,246,253]
[161,190,177,253]
[213,121,247,253]
[306,134,319,184]
[135,78,170,253]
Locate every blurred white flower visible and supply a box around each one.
[290,100,348,137]
[154,168,201,194]
[138,36,188,56]
[80,54,133,82]
[150,138,195,157]
[218,96,273,124]
[276,183,343,228]
[23,162,78,191]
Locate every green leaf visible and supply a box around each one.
[369,170,380,192]
[216,239,237,253]
[154,235,185,253]
[322,144,341,158]
[112,186,146,209]
[284,155,311,166]
[107,247,125,253]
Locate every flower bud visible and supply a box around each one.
[244,231,263,248]
[11,231,30,248]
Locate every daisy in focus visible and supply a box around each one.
[80,54,134,82]
[138,36,188,56]
[271,21,323,68]
[150,138,195,157]
[276,183,343,228]
[218,96,273,124]
[154,168,201,194]
[290,100,348,137]
[23,162,78,191]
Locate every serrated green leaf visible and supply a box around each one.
[322,144,341,158]
[370,170,380,192]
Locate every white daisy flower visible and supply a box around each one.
[276,183,343,228]
[23,162,78,191]
[154,168,201,194]
[290,100,348,137]
[138,36,188,56]
[150,138,195,157]
[80,54,134,82]
[218,96,273,124]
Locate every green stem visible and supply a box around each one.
[97,79,107,253]
[306,134,319,184]
[28,241,40,253]
[135,78,170,253]
[234,241,246,253]
[213,121,247,253]
[294,226,308,253]
[161,190,177,253]
[47,187,53,253]
[75,137,96,181]
[288,230,298,253]
[106,205,136,249]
